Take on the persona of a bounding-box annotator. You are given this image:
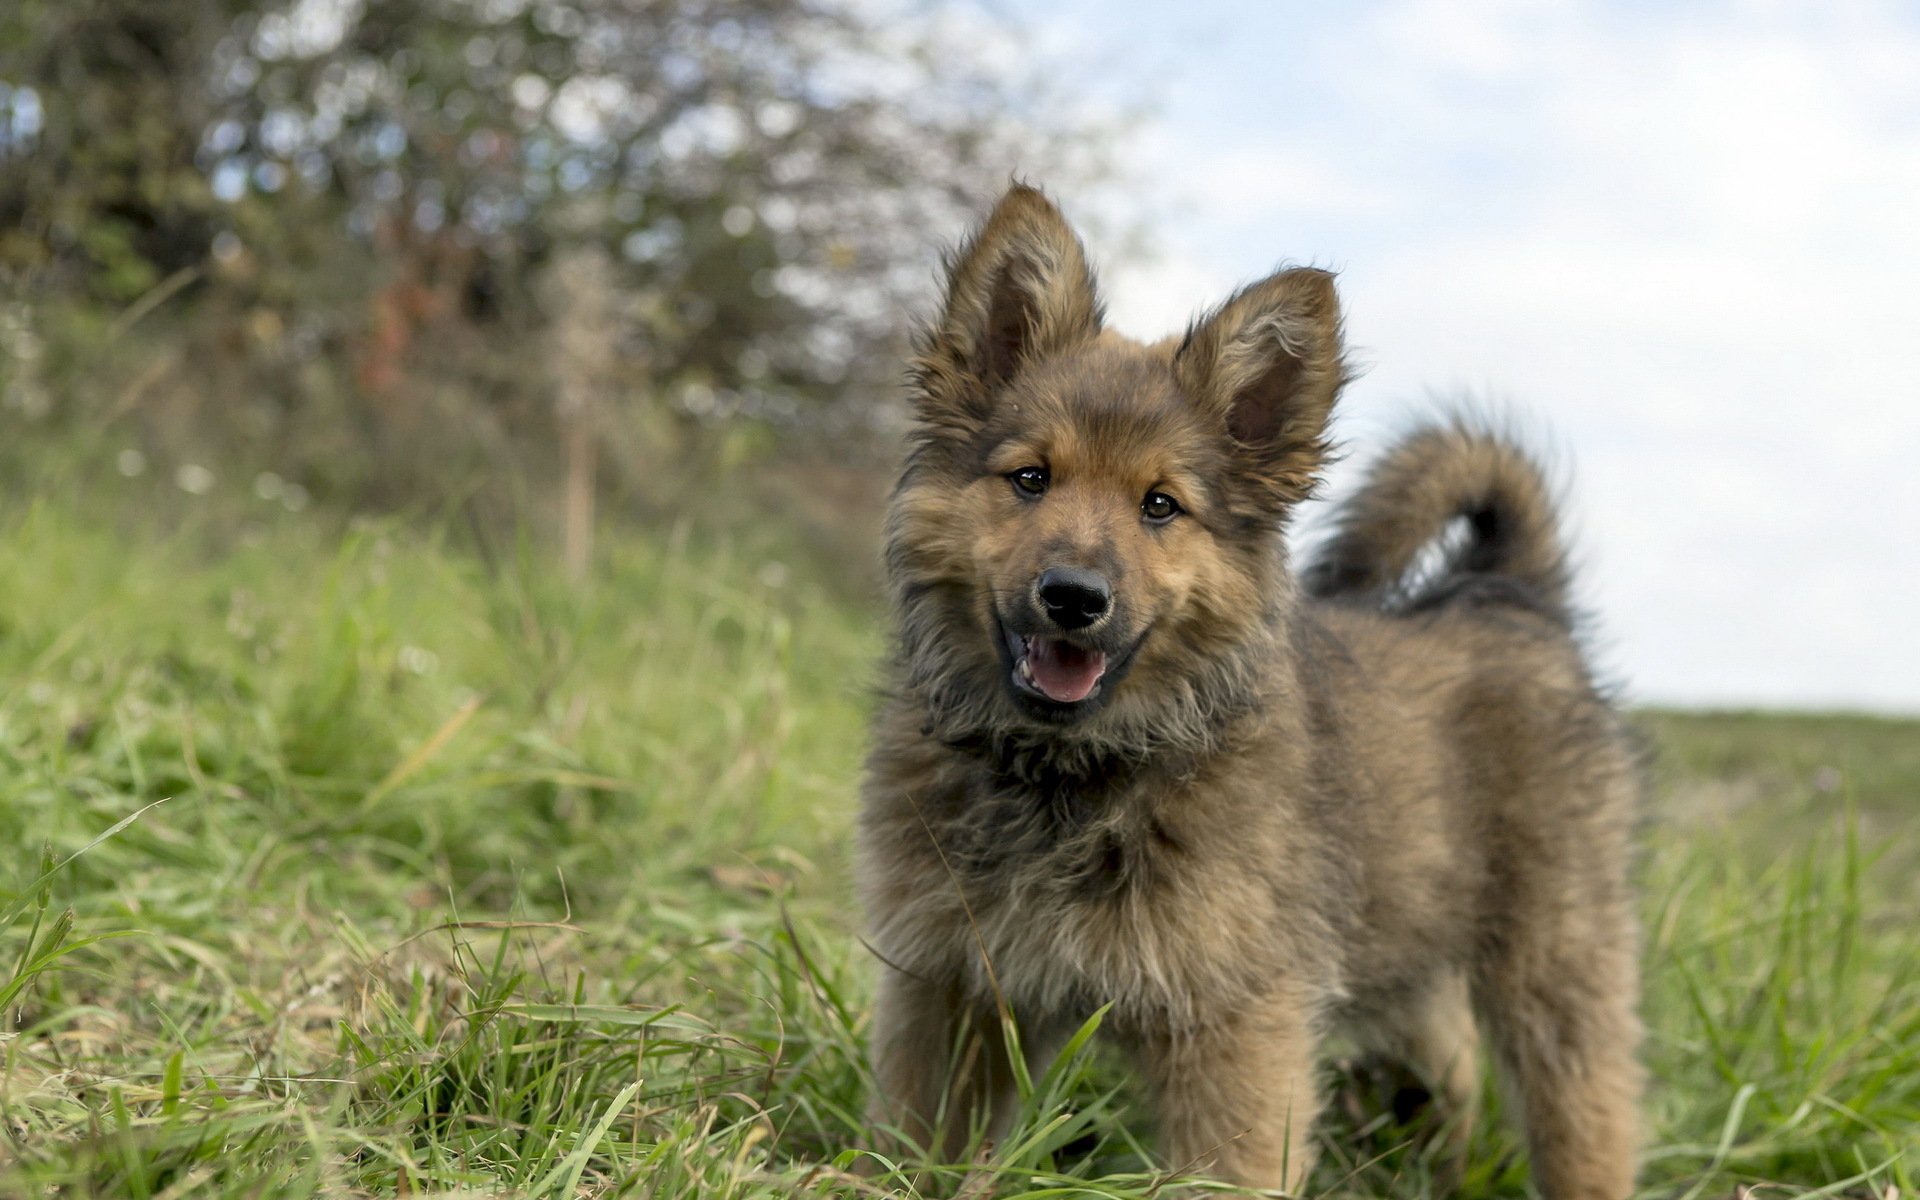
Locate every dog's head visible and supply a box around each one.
[888,185,1345,749]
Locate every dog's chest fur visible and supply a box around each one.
[860,735,1315,1029]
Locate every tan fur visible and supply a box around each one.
[859,185,1644,1198]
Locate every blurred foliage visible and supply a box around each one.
[0,0,1129,514]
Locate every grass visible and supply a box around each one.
[0,481,1915,1197]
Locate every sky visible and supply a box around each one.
[1018,0,1920,712]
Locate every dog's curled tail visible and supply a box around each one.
[1303,418,1572,625]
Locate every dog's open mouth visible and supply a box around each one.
[1012,634,1108,704]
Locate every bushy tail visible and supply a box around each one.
[1303,418,1572,624]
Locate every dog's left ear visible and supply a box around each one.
[1174,267,1345,510]
[911,186,1104,442]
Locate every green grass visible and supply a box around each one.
[0,488,1915,1197]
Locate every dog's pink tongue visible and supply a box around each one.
[1027,637,1107,703]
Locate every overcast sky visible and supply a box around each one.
[1020,0,1920,712]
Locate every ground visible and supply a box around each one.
[0,490,1914,1197]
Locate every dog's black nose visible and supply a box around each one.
[1036,566,1111,630]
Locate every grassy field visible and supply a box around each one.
[1,488,1915,1197]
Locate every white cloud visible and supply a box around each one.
[1102,247,1235,342]
[1066,0,1920,710]
[1183,146,1393,225]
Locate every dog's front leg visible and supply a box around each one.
[1139,984,1325,1192]
[867,963,1029,1166]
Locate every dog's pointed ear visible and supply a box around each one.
[1174,267,1345,510]
[911,186,1103,439]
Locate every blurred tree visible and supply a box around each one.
[0,0,1125,482]
[0,1,249,298]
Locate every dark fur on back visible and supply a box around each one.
[858,186,1644,1200]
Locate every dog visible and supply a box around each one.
[856,184,1643,1198]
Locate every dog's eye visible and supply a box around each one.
[1009,467,1049,498]
[1142,490,1182,523]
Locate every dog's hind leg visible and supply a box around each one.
[1472,806,1643,1200]
[1377,969,1483,1165]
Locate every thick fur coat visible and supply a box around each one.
[856,185,1643,1199]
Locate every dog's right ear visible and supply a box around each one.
[1173,267,1345,514]
[911,186,1103,440]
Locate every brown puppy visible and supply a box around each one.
[857,185,1643,1198]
